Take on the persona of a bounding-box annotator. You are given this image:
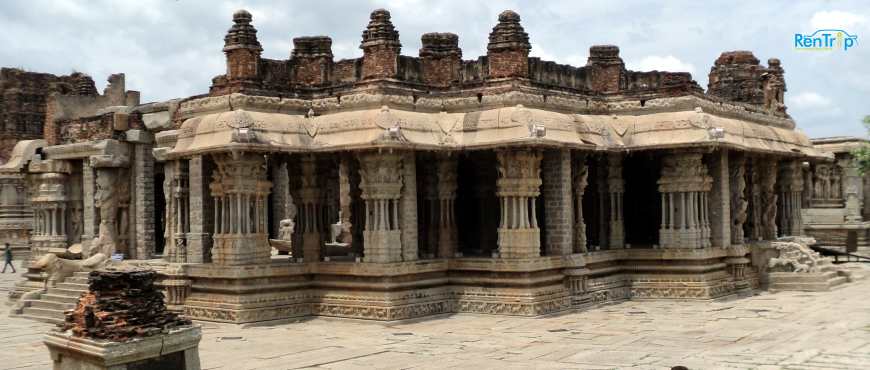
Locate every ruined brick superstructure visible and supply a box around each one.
[4,8,854,325]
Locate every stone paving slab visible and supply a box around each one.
[2,263,869,370]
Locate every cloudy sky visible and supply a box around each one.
[1,0,867,138]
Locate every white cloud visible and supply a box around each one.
[789,91,832,108]
[626,55,696,74]
[810,10,866,30]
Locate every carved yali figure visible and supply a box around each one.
[32,253,109,290]
[767,238,821,274]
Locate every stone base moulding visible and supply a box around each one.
[44,326,202,370]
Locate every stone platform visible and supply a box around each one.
[3,264,870,369]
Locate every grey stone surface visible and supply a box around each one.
[3,264,870,369]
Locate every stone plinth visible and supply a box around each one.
[44,326,201,370]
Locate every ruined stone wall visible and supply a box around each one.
[0,68,96,163]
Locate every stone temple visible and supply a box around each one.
[0,9,866,324]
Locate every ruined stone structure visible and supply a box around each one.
[802,137,870,252]
[5,8,852,323]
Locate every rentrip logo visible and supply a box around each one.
[794,29,858,51]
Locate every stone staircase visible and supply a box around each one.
[767,257,852,291]
[15,271,89,324]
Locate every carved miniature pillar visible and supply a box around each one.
[358,151,404,263]
[299,155,322,262]
[657,151,713,248]
[729,153,748,245]
[606,154,625,249]
[222,10,262,90]
[758,159,778,240]
[486,10,530,79]
[436,156,458,259]
[541,149,574,256]
[210,152,272,266]
[573,153,589,253]
[496,149,543,259]
[187,156,211,263]
[777,160,804,236]
[27,164,70,258]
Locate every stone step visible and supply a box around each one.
[56,282,89,290]
[827,276,849,287]
[47,287,86,298]
[17,314,64,325]
[22,306,66,321]
[66,277,89,285]
[27,299,76,311]
[40,293,82,304]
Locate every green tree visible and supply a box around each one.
[854,115,870,174]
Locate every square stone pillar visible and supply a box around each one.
[81,162,97,255]
[541,149,573,256]
[132,141,155,260]
[606,153,625,249]
[187,156,211,263]
[400,151,418,261]
[709,149,731,248]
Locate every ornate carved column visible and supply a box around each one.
[757,159,778,240]
[89,154,130,257]
[606,154,625,249]
[573,153,589,253]
[27,159,71,258]
[496,149,542,259]
[658,151,713,248]
[210,152,272,266]
[436,156,458,259]
[358,151,404,263]
[163,161,188,263]
[299,155,323,262]
[187,155,212,263]
[777,160,804,236]
[729,154,748,244]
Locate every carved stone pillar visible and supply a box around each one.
[81,163,97,253]
[573,153,589,253]
[400,152,418,261]
[709,150,731,248]
[27,162,71,258]
[542,149,573,256]
[777,160,804,236]
[163,161,188,263]
[337,155,354,245]
[187,156,211,263]
[436,156,458,259]
[606,154,625,249]
[358,152,404,263]
[299,155,323,262]
[758,159,778,240]
[658,151,713,249]
[210,152,272,266]
[729,154,748,244]
[496,149,542,259]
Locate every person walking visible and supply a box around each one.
[2,243,15,273]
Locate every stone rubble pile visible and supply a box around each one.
[60,270,191,341]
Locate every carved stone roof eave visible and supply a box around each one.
[0,139,46,173]
[40,139,130,162]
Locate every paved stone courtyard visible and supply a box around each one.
[2,262,870,370]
